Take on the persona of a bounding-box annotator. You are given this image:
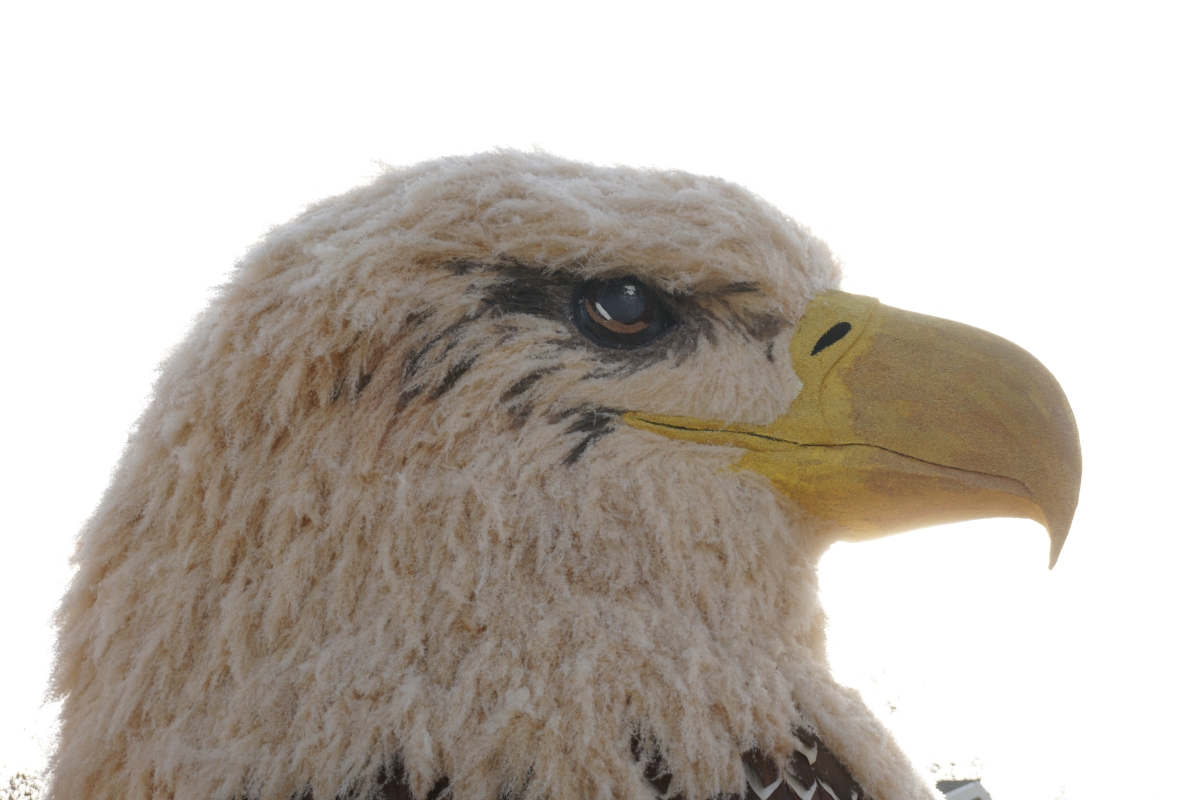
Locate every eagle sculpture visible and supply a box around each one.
[50,152,1081,800]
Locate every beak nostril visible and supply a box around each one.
[811,322,852,355]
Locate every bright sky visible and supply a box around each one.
[2,2,1196,798]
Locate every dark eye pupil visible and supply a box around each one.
[594,283,647,323]
[571,277,673,349]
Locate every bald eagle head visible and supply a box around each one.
[51,152,1080,800]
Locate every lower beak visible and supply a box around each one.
[625,291,1082,568]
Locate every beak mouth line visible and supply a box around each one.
[626,413,1037,507]
[628,417,1032,491]
[624,416,797,450]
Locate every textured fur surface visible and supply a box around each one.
[51,152,936,800]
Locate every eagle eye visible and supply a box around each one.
[572,278,673,348]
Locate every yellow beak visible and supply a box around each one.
[625,291,1082,568]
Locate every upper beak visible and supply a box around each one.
[625,291,1082,568]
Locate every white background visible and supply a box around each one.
[2,2,1197,798]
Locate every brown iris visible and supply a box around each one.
[572,278,672,348]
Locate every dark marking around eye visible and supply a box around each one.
[765,340,775,363]
[445,259,790,373]
[468,262,574,321]
[488,278,573,320]
[811,322,852,356]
